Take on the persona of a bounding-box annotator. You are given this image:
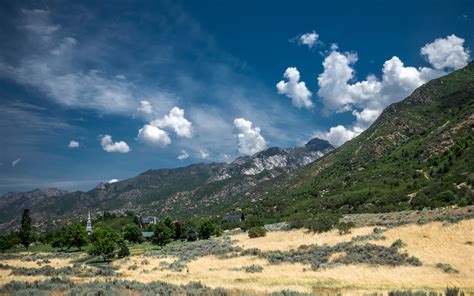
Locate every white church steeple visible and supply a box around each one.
[86,211,93,235]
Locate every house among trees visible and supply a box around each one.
[223,212,243,222]
[142,231,154,240]
[139,216,159,228]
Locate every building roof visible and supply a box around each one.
[142,231,154,238]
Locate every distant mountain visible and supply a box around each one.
[0,138,334,232]
[240,62,474,220]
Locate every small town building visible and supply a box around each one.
[139,216,159,228]
[142,231,154,240]
[224,212,243,222]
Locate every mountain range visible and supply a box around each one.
[0,138,334,231]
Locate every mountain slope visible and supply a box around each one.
[241,62,474,220]
[0,138,333,231]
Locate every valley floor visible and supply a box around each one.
[0,211,473,295]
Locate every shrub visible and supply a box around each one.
[336,221,355,235]
[240,248,262,256]
[244,264,263,273]
[0,236,13,253]
[373,227,384,234]
[288,212,308,229]
[248,227,267,238]
[446,287,462,296]
[391,239,406,249]
[436,263,459,274]
[304,213,340,233]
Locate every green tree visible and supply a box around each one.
[90,227,120,262]
[151,222,173,246]
[198,220,215,240]
[185,224,197,242]
[304,212,340,233]
[0,236,13,253]
[19,209,33,249]
[242,215,264,231]
[51,227,67,251]
[122,224,144,244]
[64,224,88,250]
[162,216,176,238]
[117,242,130,258]
[174,222,183,240]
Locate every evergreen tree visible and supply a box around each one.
[163,216,176,237]
[19,209,33,249]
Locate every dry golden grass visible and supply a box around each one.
[0,269,48,286]
[232,226,376,251]
[0,219,472,295]
[113,219,473,294]
[1,258,73,269]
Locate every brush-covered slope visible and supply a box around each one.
[242,62,474,220]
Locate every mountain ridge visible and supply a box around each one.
[0,137,334,232]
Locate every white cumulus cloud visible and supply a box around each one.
[314,125,363,146]
[137,100,154,114]
[108,179,119,184]
[233,118,266,155]
[276,67,313,109]
[99,135,130,153]
[68,140,79,148]
[137,124,171,147]
[421,34,470,70]
[314,34,469,146]
[298,31,319,48]
[151,107,193,138]
[177,150,189,160]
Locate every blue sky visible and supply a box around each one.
[0,0,472,193]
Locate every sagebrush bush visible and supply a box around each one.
[391,239,406,249]
[436,263,459,274]
[336,221,355,235]
[146,236,241,271]
[244,264,263,273]
[0,278,313,295]
[248,226,267,238]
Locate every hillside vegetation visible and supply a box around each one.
[241,62,474,221]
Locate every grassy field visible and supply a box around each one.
[0,217,472,295]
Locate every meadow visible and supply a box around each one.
[0,212,472,295]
